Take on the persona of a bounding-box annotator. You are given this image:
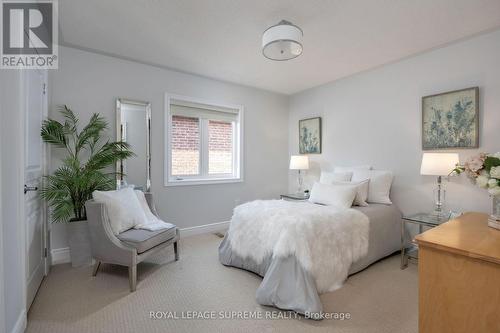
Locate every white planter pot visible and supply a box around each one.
[67,219,92,267]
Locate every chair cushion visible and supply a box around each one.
[117,226,177,253]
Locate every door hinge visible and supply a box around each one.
[42,83,47,95]
[44,248,48,258]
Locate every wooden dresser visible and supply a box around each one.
[414,212,500,333]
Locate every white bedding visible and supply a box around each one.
[228,199,370,293]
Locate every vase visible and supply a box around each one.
[67,219,92,267]
[492,196,500,220]
[489,196,500,230]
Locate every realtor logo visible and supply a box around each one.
[1,0,58,69]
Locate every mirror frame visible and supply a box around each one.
[116,98,152,191]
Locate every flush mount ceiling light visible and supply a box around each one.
[262,20,303,61]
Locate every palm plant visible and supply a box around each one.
[41,105,134,223]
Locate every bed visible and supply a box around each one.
[218,200,401,316]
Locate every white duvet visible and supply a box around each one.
[228,200,369,293]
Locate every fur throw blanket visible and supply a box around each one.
[227,200,369,293]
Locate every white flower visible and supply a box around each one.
[490,166,500,179]
[489,152,500,159]
[488,179,499,188]
[488,186,500,197]
[476,175,489,189]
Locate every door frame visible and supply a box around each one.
[20,68,49,311]
[16,69,28,324]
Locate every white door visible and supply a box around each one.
[24,69,48,309]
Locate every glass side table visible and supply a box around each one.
[280,193,310,201]
[400,212,457,269]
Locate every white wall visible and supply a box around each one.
[289,29,500,215]
[0,71,27,333]
[49,46,289,251]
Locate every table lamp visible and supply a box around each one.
[420,153,459,217]
[290,155,309,194]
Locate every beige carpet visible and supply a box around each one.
[27,234,418,333]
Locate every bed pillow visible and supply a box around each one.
[92,188,147,235]
[331,179,370,207]
[334,165,372,174]
[319,171,353,183]
[309,182,357,208]
[352,169,393,205]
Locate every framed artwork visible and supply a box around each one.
[299,117,321,154]
[422,87,479,150]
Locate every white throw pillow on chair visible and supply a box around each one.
[134,190,159,224]
[309,182,357,208]
[352,169,393,205]
[133,191,175,231]
[92,187,147,235]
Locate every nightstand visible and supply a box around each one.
[400,212,455,269]
[280,193,310,201]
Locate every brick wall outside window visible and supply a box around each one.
[209,120,233,174]
[171,116,234,176]
[171,115,199,175]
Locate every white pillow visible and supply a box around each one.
[134,191,156,222]
[92,188,147,235]
[352,170,393,205]
[319,171,353,183]
[331,179,369,207]
[334,165,372,173]
[134,190,161,225]
[309,182,357,208]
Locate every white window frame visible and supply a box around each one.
[164,93,244,186]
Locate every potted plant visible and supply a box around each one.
[41,105,133,267]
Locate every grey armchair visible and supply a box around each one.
[85,193,179,291]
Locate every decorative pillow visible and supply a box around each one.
[134,190,159,224]
[334,165,372,174]
[309,182,357,208]
[92,188,147,235]
[319,171,353,183]
[331,179,370,207]
[352,170,393,205]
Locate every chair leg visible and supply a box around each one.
[92,261,101,276]
[129,265,137,292]
[174,241,179,261]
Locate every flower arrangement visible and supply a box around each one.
[453,152,500,197]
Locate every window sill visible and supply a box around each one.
[164,177,243,187]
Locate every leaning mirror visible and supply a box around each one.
[116,98,151,191]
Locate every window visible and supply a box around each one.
[165,94,243,186]
[171,115,200,176]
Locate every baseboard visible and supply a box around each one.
[50,221,230,265]
[51,247,70,265]
[10,309,26,333]
[180,220,230,238]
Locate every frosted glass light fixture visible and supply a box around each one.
[262,20,303,61]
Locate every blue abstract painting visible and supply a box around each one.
[422,87,478,150]
[299,117,321,154]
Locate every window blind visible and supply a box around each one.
[170,104,238,122]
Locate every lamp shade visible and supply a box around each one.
[289,155,309,170]
[262,20,303,61]
[420,153,459,176]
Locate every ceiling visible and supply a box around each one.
[59,0,500,95]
